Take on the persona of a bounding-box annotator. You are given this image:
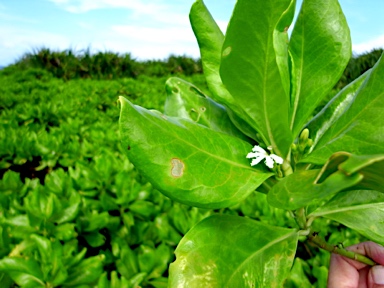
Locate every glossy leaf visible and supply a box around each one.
[316,152,384,192]
[169,215,298,287]
[164,77,247,140]
[310,190,384,245]
[64,255,105,286]
[274,0,296,98]
[119,96,272,209]
[303,52,384,164]
[189,0,258,140]
[220,0,293,157]
[289,0,351,136]
[269,152,384,209]
[305,71,369,150]
[267,169,362,210]
[0,258,45,287]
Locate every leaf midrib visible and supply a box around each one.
[225,231,297,286]
[310,202,384,217]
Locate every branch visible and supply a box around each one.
[308,231,377,266]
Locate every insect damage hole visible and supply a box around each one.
[171,158,185,178]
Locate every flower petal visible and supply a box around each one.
[250,155,265,166]
[252,145,267,154]
[264,156,274,169]
[270,154,283,164]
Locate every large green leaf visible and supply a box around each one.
[220,0,293,157]
[305,71,369,151]
[169,214,298,287]
[189,0,258,140]
[310,190,384,245]
[267,169,362,210]
[303,52,384,165]
[119,97,272,209]
[289,0,351,136]
[164,77,248,140]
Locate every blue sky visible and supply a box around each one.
[0,0,383,67]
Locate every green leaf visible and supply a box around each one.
[289,0,351,136]
[189,0,258,140]
[274,0,296,98]
[84,232,106,248]
[119,97,272,209]
[116,245,139,280]
[169,214,298,287]
[129,200,157,218]
[283,258,312,288]
[315,152,384,193]
[269,152,384,210]
[0,258,45,287]
[305,71,369,151]
[310,190,384,245]
[164,77,248,140]
[303,52,384,164]
[220,0,293,157]
[267,169,362,210]
[137,244,155,274]
[64,255,105,286]
[189,0,226,103]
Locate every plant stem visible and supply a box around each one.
[308,231,377,266]
[282,161,293,177]
[294,207,307,230]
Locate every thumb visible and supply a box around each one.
[369,265,384,288]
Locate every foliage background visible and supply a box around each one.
[0,48,382,287]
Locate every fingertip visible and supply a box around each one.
[369,265,384,287]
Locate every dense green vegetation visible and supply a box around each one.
[0,48,382,287]
[9,48,202,81]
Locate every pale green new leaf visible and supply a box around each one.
[189,0,258,140]
[119,97,272,209]
[220,0,293,157]
[164,77,248,140]
[303,52,384,165]
[305,71,369,151]
[289,0,351,137]
[169,215,298,287]
[310,190,384,245]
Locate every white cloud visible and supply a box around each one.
[353,34,384,54]
[0,26,69,65]
[48,0,174,16]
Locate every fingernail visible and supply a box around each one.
[372,265,384,284]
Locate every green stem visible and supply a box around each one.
[308,231,377,266]
[282,160,293,177]
[294,207,307,230]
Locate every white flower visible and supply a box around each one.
[246,145,283,169]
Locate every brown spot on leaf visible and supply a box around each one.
[171,158,185,178]
[127,145,131,150]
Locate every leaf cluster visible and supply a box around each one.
[118,0,384,286]
[0,70,213,287]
